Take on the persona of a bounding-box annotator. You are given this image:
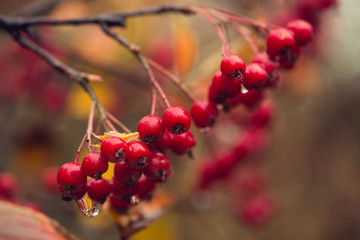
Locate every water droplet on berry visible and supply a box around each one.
[76,198,102,217]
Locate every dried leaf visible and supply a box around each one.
[0,201,78,240]
[108,192,174,239]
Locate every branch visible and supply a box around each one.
[7,30,109,129]
[100,23,171,108]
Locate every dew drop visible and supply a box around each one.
[76,198,102,217]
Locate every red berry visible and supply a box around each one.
[149,129,173,152]
[208,71,242,103]
[252,52,280,88]
[266,28,295,59]
[220,54,246,79]
[87,178,111,204]
[238,195,275,226]
[251,100,275,128]
[132,175,157,200]
[110,177,132,200]
[109,194,132,212]
[114,162,142,187]
[125,141,150,169]
[278,46,302,69]
[58,184,87,201]
[0,172,20,201]
[137,115,164,143]
[144,151,171,183]
[81,152,108,179]
[57,162,87,201]
[253,52,278,73]
[286,19,313,46]
[242,63,268,90]
[170,131,196,155]
[191,99,219,129]
[162,106,191,135]
[100,136,129,163]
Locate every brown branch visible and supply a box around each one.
[7,30,109,130]
[100,23,171,108]
[147,58,197,102]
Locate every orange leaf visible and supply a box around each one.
[0,201,78,240]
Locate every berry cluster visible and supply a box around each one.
[190,19,313,130]
[57,105,195,212]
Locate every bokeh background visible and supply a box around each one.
[0,0,360,239]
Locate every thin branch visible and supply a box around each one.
[86,101,96,152]
[7,30,109,130]
[100,23,171,108]
[232,24,259,54]
[0,5,195,30]
[192,6,232,56]
[106,111,131,133]
[74,133,87,163]
[147,58,197,102]
[151,88,157,116]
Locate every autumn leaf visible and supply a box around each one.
[0,201,78,240]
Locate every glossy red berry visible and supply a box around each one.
[191,99,219,129]
[0,172,20,201]
[149,129,173,152]
[278,46,302,69]
[81,152,108,179]
[125,141,150,169]
[170,131,196,155]
[114,162,142,187]
[132,175,157,200]
[110,177,132,200]
[237,89,264,108]
[87,178,111,203]
[57,162,87,201]
[220,54,246,79]
[109,194,132,212]
[266,28,295,59]
[286,19,313,46]
[144,151,172,183]
[137,115,164,144]
[100,136,129,163]
[253,52,278,74]
[162,106,191,135]
[242,63,268,90]
[252,52,280,88]
[208,71,242,103]
[57,162,86,191]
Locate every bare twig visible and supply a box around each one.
[147,58,197,102]
[6,30,109,130]
[100,23,171,108]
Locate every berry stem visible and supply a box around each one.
[106,111,131,133]
[193,6,232,56]
[232,24,259,54]
[74,133,87,163]
[87,101,96,152]
[100,23,171,108]
[147,58,197,102]
[151,88,157,116]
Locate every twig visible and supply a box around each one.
[192,6,232,56]
[232,24,259,54]
[74,133,87,163]
[100,23,171,108]
[147,58,197,102]
[6,30,109,130]
[106,111,131,133]
[86,101,96,152]
[151,88,157,115]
